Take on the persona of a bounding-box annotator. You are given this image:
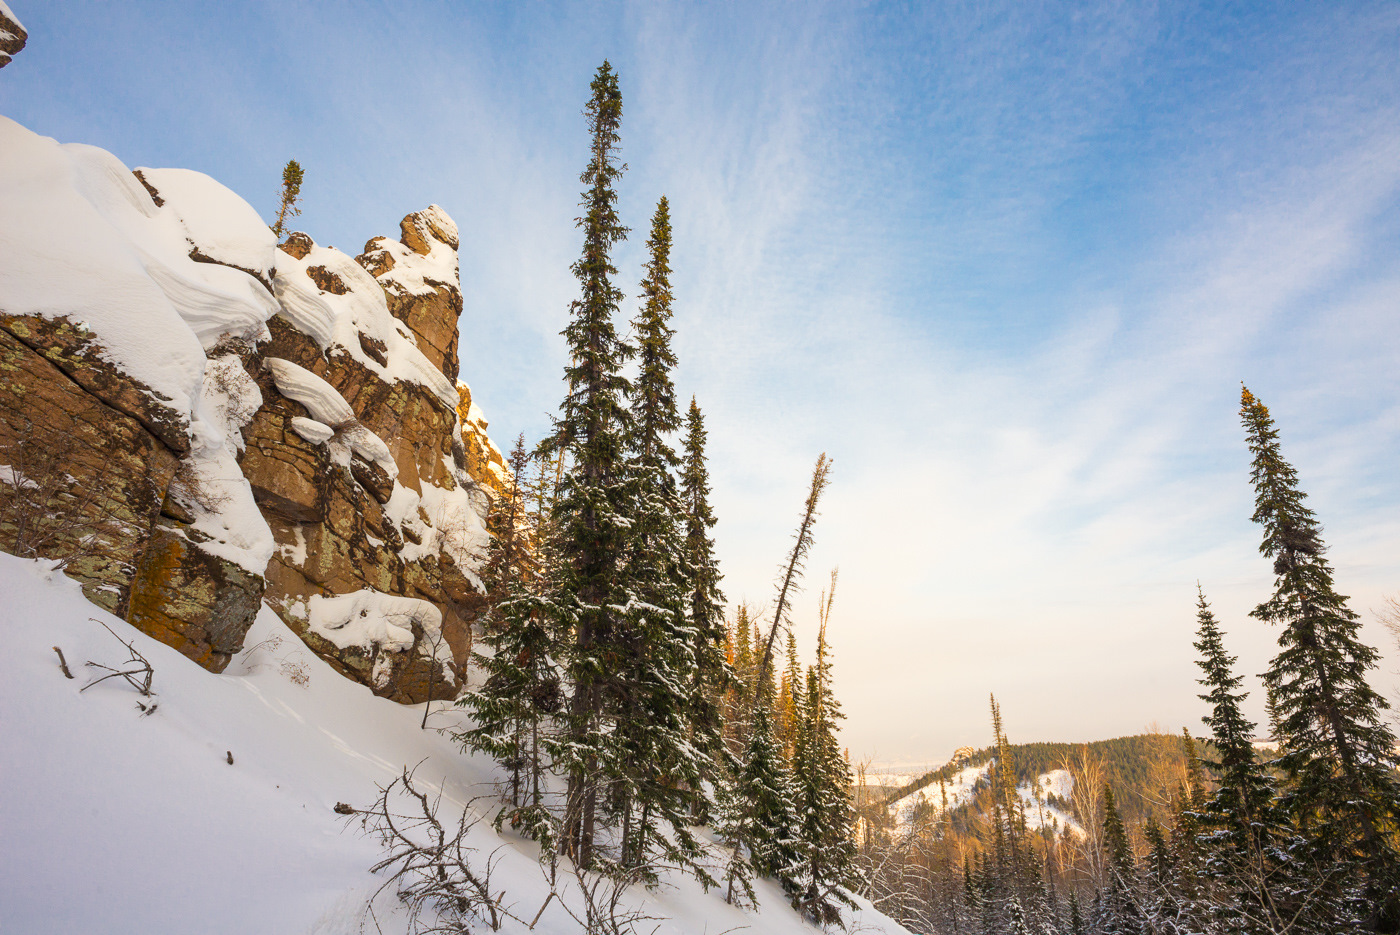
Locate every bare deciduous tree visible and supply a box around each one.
[1065,744,1108,890]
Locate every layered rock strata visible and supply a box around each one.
[0,116,503,701]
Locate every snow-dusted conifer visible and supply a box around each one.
[457,436,561,848]
[612,196,707,874]
[789,600,861,925]
[680,397,728,791]
[716,704,800,906]
[1241,386,1400,921]
[777,630,804,759]
[1100,784,1142,934]
[1193,589,1274,852]
[1006,895,1031,935]
[1068,890,1084,935]
[544,60,635,868]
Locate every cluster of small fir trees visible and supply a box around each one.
[715,571,864,924]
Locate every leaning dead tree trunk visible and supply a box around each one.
[753,452,830,708]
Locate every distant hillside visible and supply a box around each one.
[877,733,1193,828]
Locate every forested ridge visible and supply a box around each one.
[847,388,1400,934]
[880,733,1202,824]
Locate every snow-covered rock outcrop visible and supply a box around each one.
[0,116,278,669]
[0,115,499,699]
[241,215,491,702]
[0,2,26,68]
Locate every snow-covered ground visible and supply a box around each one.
[887,761,990,825]
[0,553,910,934]
[1017,769,1083,838]
[887,762,1084,839]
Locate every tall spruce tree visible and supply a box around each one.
[1240,386,1400,924]
[681,398,729,793]
[546,61,635,868]
[612,196,706,873]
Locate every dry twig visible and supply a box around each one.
[358,763,506,933]
[81,619,154,700]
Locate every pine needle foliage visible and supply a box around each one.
[457,436,561,849]
[272,159,303,240]
[1240,386,1400,922]
[544,60,635,869]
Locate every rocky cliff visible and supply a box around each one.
[0,115,507,702]
[0,2,25,69]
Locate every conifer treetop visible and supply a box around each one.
[272,158,304,240]
[1239,384,1400,903]
[552,60,632,465]
[1240,385,1320,568]
[632,197,679,470]
[755,453,831,704]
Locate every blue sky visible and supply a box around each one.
[4,1,1399,764]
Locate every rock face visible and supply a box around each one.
[241,209,493,701]
[0,4,26,69]
[0,325,179,614]
[457,382,513,501]
[0,117,502,702]
[1,119,277,673]
[358,207,464,382]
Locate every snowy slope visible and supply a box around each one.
[1017,769,1083,838]
[0,553,910,935]
[887,761,989,825]
[887,761,1083,839]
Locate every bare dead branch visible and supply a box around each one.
[357,763,506,933]
[80,619,154,699]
